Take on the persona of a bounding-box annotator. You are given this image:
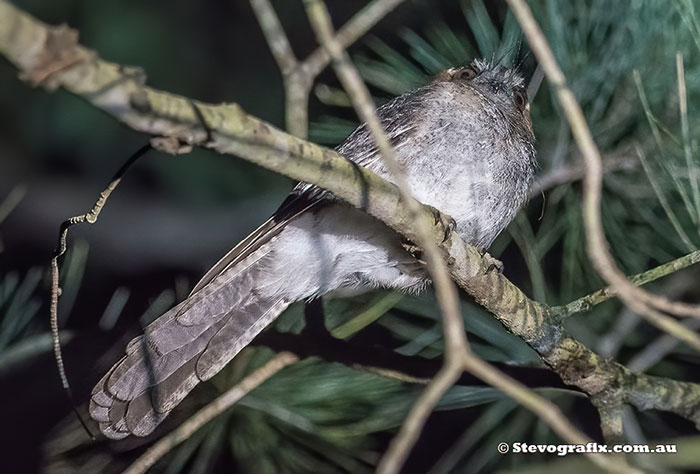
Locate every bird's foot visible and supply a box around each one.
[481,251,504,274]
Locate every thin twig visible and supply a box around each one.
[249,0,306,137]
[462,352,640,473]
[251,0,405,138]
[377,364,463,474]
[255,329,565,389]
[302,4,469,472]
[528,152,637,199]
[506,0,700,354]
[49,256,93,438]
[250,0,298,76]
[355,366,431,385]
[460,353,590,447]
[50,144,151,439]
[627,317,700,373]
[306,2,466,465]
[304,0,405,78]
[557,250,700,317]
[302,2,633,473]
[121,352,298,474]
[302,0,466,354]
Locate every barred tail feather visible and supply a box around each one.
[89,248,289,439]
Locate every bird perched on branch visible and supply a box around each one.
[89,59,537,439]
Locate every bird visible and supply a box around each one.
[89,59,537,439]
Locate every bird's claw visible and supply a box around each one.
[481,251,504,274]
[401,238,426,264]
[429,206,457,243]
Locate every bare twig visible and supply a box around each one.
[302,0,466,354]
[355,366,431,385]
[255,329,562,389]
[303,2,632,473]
[506,0,700,354]
[378,364,463,474]
[251,0,405,138]
[302,4,468,471]
[304,0,405,78]
[250,0,297,76]
[122,352,298,474]
[627,317,700,373]
[249,0,307,137]
[599,405,625,444]
[528,152,637,199]
[49,144,151,439]
[460,353,596,448]
[557,250,700,317]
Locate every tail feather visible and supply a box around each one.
[196,298,289,380]
[100,419,129,439]
[123,357,199,435]
[89,248,289,439]
[122,397,166,437]
[104,317,227,402]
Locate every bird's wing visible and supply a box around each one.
[190,86,429,296]
[189,186,326,295]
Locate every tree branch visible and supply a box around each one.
[250,0,298,77]
[301,4,475,469]
[528,152,638,199]
[557,250,700,317]
[251,0,405,138]
[303,0,405,78]
[302,0,467,361]
[598,405,625,444]
[302,2,633,473]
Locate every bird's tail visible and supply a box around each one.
[89,248,289,439]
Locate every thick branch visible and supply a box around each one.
[0,1,437,247]
[1,0,699,448]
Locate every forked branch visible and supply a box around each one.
[251,0,405,138]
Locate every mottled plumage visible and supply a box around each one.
[90,59,537,439]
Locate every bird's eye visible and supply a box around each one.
[454,66,478,80]
[513,88,528,111]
